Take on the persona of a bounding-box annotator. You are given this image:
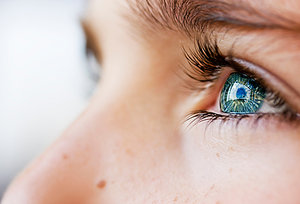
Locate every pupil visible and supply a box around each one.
[236,87,247,99]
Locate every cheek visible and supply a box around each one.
[6,100,185,203]
[182,121,300,203]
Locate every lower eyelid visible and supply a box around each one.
[186,111,300,131]
[183,114,300,150]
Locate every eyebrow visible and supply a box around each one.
[129,0,300,36]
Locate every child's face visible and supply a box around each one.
[3,0,300,203]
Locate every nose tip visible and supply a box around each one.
[2,148,99,204]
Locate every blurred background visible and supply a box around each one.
[0,0,96,198]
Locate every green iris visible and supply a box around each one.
[220,73,266,114]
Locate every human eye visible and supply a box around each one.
[220,72,266,114]
[183,37,300,128]
[82,20,102,84]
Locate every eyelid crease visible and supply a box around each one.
[228,57,300,112]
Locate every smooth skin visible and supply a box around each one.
[2,0,300,203]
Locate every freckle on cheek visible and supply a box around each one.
[62,154,69,160]
[126,148,134,157]
[97,180,106,189]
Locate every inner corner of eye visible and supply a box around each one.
[198,70,234,113]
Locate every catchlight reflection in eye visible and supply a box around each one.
[220,73,266,114]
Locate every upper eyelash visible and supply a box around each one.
[183,36,226,84]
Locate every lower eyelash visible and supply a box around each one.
[186,111,249,129]
[186,110,300,129]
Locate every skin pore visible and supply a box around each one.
[2,0,300,203]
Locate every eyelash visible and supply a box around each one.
[184,37,299,126]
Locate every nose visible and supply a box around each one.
[2,80,172,203]
[1,99,116,203]
[1,82,180,204]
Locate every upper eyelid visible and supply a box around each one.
[228,57,300,112]
[220,29,300,96]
